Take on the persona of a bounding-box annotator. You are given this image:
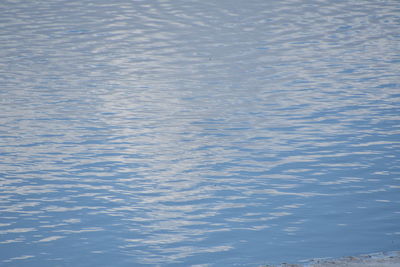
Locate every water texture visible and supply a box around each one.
[0,0,399,266]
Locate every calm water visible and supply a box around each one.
[1,0,400,266]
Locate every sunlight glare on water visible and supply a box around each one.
[0,0,400,266]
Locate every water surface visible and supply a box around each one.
[1,0,400,266]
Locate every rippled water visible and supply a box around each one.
[1,0,400,266]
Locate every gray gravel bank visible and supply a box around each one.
[265,251,400,267]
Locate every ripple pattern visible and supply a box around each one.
[1,0,400,266]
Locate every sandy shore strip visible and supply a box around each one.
[265,251,400,267]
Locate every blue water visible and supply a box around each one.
[1,0,400,266]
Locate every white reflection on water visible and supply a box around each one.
[1,0,400,266]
